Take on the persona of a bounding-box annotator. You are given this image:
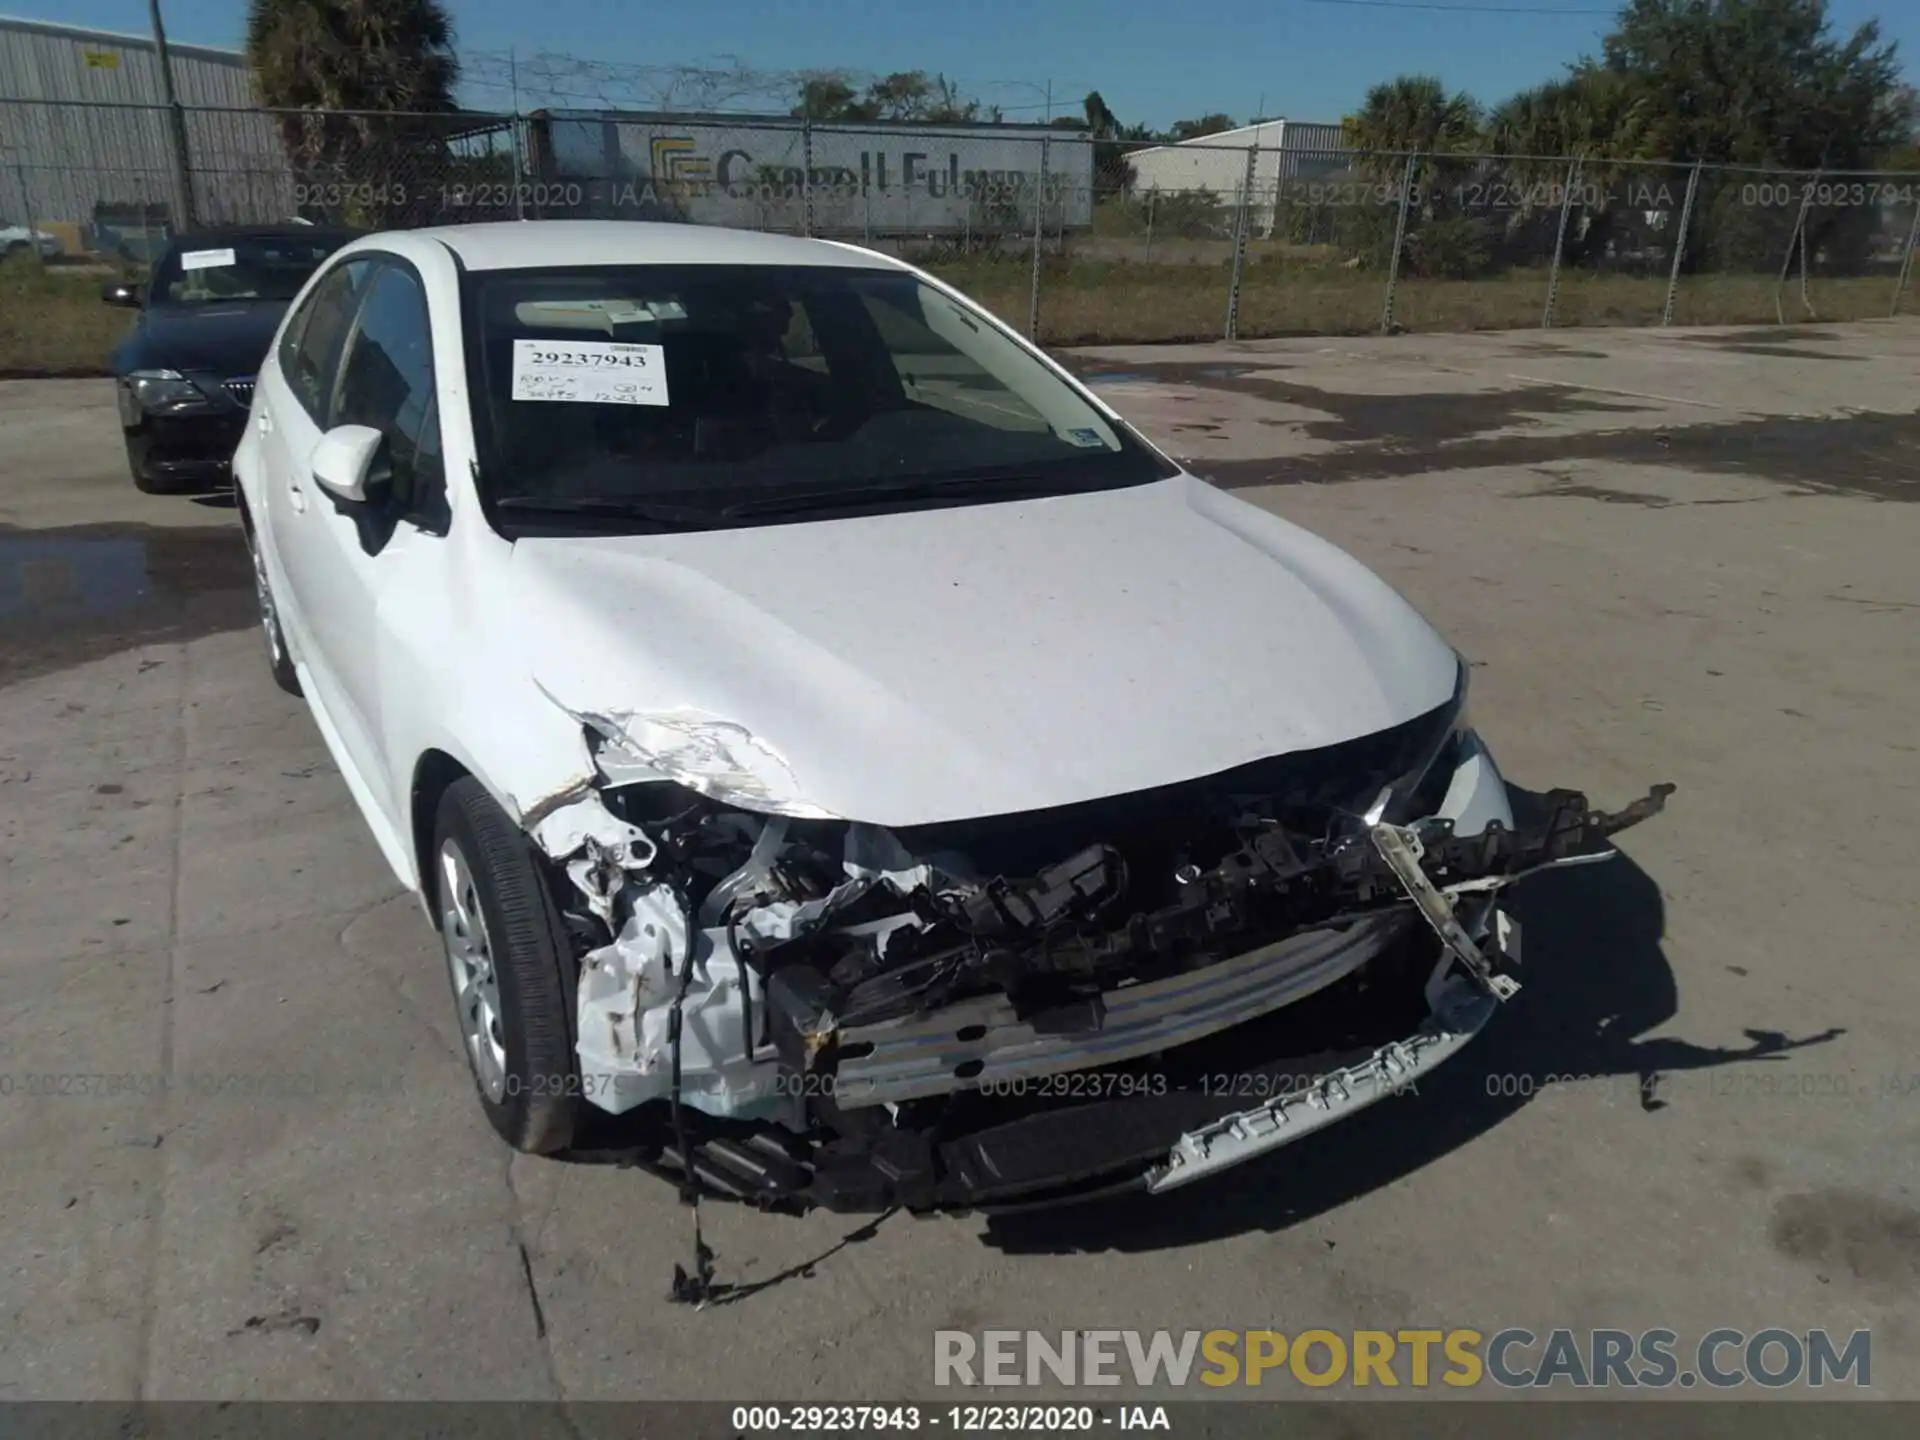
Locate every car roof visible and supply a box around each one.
[407,220,909,274]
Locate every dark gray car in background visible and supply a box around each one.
[106,225,354,493]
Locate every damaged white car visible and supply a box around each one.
[234,219,1670,1219]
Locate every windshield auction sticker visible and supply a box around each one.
[511,339,668,406]
[179,248,236,271]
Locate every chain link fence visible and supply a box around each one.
[5,96,1919,347]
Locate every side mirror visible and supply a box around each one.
[102,281,142,308]
[310,425,386,504]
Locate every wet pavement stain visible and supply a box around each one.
[1769,1190,1920,1293]
[1081,358,1920,501]
[1677,326,1850,348]
[1521,475,1774,509]
[1200,407,1920,500]
[1681,343,1865,362]
[1529,483,1679,508]
[1497,344,1613,360]
[0,522,254,688]
[1068,357,1646,447]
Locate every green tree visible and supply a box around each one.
[1334,77,1487,276]
[1597,1,1914,274]
[1166,113,1238,142]
[1599,0,1911,170]
[1483,65,1655,266]
[1080,90,1137,191]
[245,0,461,226]
[792,73,878,122]
[1484,65,1651,160]
[1341,76,1481,165]
[793,70,986,124]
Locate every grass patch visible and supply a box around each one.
[0,254,130,376]
[925,255,1911,345]
[1,248,1905,375]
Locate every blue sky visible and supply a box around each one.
[8,0,1916,129]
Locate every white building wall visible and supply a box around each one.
[1125,119,1351,236]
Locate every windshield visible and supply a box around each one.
[465,263,1175,532]
[148,234,345,306]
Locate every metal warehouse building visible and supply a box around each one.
[0,14,286,249]
[1126,119,1350,237]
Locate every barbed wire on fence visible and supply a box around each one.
[460,50,831,116]
[3,96,1917,342]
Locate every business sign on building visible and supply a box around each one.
[535,112,1095,234]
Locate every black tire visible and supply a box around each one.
[239,510,301,696]
[432,777,581,1155]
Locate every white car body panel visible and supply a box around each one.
[240,222,1462,879]
[509,475,1457,826]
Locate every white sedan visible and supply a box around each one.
[1,222,61,259]
[234,220,1669,1216]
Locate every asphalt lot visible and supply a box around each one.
[2,319,1918,1406]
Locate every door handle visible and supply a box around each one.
[288,481,308,513]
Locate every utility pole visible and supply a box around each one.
[148,0,195,230]
[509,46,526,219]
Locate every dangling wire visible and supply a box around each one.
[665,928,716,1305]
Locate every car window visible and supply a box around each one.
[858,289,1051,435]
[333,263,441,512]
[466,263,1171,531]
[276,292,315,380]
[148,233,345,306]
[284,258,374,426]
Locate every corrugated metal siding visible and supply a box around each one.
[0,17,260,105]
[0,16,285,233]
[1124,120,1351,235]
[1129,140,1260,201]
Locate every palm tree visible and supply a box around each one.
[1485,67,1656,263]
[247,0,458,112]
[246,0,461,226]
[1342,76,1482,171]
[1486,67,1650,164]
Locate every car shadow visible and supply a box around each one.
[979,785,1843,1255]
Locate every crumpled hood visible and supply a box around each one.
[507,475,1459,826]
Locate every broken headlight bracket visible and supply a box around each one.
[1371,822,1519,1001]
[1373,781,1676,1002]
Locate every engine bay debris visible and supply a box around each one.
[518,696,1674,1220]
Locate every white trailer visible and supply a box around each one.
[532,110,1096,236]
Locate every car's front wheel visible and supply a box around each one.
[240,514,301,695]
[433,778,581,1155]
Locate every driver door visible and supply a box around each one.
[258,256,388,806]
[290,258,450,841]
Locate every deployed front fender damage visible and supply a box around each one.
[514,684,1674,1212]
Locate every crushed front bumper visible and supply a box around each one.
[1147,920,1512,1195]
[553,708,1671,1212]
[938,869,1526,1213]
[822,909,1416,1109]
[1121,813,1538,1201]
